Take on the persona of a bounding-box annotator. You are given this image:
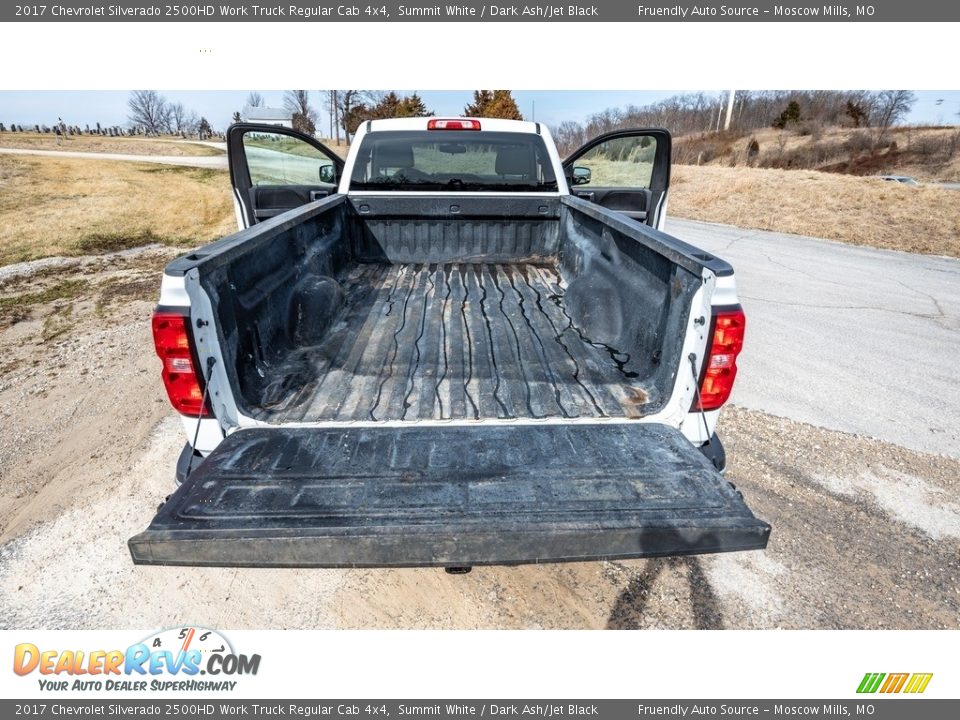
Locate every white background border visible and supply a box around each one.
[0,17,956,701]
[0,22,957,90]
[1,630,955,698]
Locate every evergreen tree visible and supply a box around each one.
[772,100,802,129]
[463,90,522,120]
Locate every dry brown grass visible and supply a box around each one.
[676,125,960,182]
[0,132,223,157]
[316,137,350,159]
[0,154,235,265]
[670,165,960,257]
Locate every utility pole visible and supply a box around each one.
[724,90,736,131]
[333,90,340,145]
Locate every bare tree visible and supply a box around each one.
[333,91,384,143]
[324,90,340,143]
[871,90,916,149]
[169,102,191,136]
[127,90,171,136]
[547,90,920,149]
[283,90,318,132]
[246,92,264,108]
[183,111,200,137]
[552,121,587,156]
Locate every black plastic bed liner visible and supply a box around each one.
[252,263,655,423]
[129,423,770,568]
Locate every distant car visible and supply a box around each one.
[879,175,920,186]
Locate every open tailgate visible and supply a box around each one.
[129,424,770,567]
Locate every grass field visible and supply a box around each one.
[0,154,234,265]
[1,151,958,269]
[670,165,960,257]
[0,132,223,157]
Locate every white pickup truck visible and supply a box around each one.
[130,117,769,569]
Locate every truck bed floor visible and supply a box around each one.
[254,263,654,423]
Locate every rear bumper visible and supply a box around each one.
[174,443,201,485]
[698,433,727,473]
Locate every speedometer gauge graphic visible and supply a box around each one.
[140,626,233,661]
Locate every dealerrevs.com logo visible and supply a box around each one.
[13,627,261,692]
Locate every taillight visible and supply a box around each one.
[693,306,746,411]
[152,310,212,417]
[427,118,481,130]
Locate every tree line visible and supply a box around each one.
[551,90,920,155]
[238,89,524,142]
[3,89,527,142]
[127,90,215,139]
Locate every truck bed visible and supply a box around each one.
[188,196,704,427]
[254,261,652,423]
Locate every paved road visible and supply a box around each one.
[0,146,227,168]
[667,218,960,459]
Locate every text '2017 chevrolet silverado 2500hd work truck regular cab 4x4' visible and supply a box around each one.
[129,117,770,569]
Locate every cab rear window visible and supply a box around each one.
[350,131,558,192]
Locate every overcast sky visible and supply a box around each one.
[2,90,958,132]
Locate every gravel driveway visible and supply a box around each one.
[0,231,956,630]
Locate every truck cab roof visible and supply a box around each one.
[364,117,542,134]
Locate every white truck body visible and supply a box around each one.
[133,118,766,569]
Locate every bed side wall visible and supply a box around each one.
[197,200,353,417]
[557,202,700,412]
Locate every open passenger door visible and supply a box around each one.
[227,123,345,228]
[129,423,769,568]
[563,128,671,229]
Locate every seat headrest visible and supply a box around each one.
[374,142,414,169]
[495,146,536,177]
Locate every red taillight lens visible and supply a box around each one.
[152,310,212,417]
[694,306,746,411]
[427,118,481,131]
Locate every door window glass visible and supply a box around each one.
[572,135,657,188]
[242,131,336,186]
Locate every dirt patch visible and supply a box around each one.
[0,249,171,335]
[0,302,956,630]
[0,278,89,328]
[0,255,956,629]
[670,164,960,257]
[76,230,165,254]
[812,468,960,540]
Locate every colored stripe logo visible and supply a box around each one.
[857,672,933,694]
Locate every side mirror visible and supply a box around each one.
[319,164,336,184]
[572,166,591,186]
